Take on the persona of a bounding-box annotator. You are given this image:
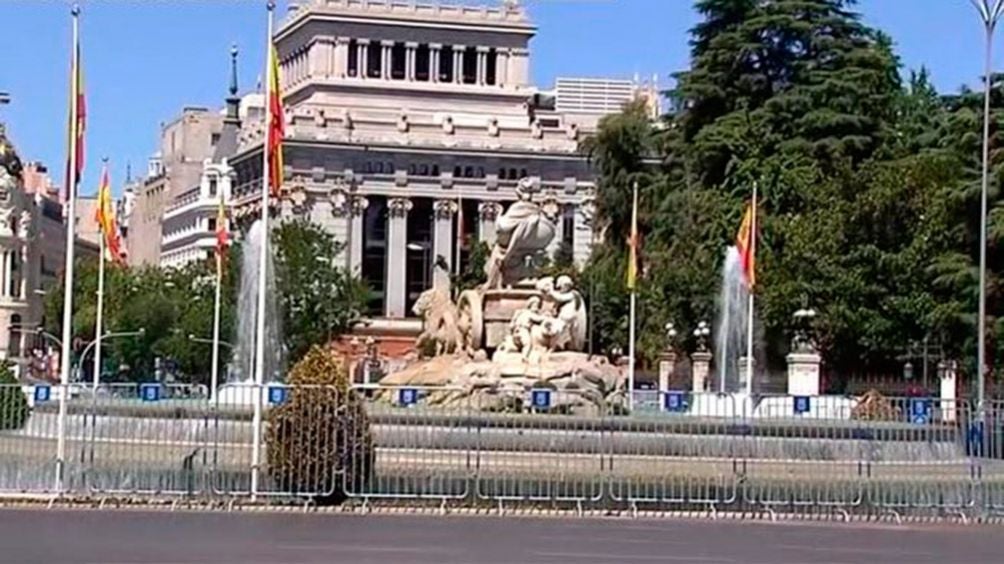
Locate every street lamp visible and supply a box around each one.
[78,328,146,388]
[971,0,1004,416]
[188,333,234,350]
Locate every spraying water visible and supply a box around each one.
[715,246,749,393]
[232,218,285,383]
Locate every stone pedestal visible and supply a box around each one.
[658,351,677,392]
[940,360,958,423]
[786,351,821,396]
[691,351,711,393]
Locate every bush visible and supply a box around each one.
[0,361,28,430]
[265,346,373,504]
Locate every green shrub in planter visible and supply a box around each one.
[265,346,373,504]
[0,361,28,430]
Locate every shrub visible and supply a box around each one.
[265,346,373,504]
[0,361,28,430]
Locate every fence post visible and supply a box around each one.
[250,383,262,501]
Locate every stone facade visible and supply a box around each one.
[127,108,225,266]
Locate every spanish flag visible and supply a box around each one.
[736,201,757,288]
[626,181,640,291]
[215,192,228,260]
[267,44,284,198]
[94,164,124,264]
[64,33,85,200]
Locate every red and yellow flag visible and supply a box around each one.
[267,44,284,198]
[626,182,640,291]
[215,193,229,260]
[64,35,85,200]
[736,201,757,288]
[94,164,125,264]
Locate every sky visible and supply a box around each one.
[0,0,991,197]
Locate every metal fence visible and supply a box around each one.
[4,382,1004,519]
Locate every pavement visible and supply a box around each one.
[0,508,1002,563]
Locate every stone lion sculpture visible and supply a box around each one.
[412,286,463,356]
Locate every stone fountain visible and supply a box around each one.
[380,178,626,414]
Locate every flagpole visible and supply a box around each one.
[627,180,638,411]
[211,193,224,401]
[745,181,757,397]
[56,3,81,494]
[92,158,108,393]
[250,0,275,501]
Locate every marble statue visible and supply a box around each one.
[413,286,463,356]
[538,275,587,352]
[483,178,556,289]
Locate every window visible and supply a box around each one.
[366,41,381,78]
[439,45,454,82]
[211,132,221,146]
[419,164,429,176]
[208,177,218,198]
[453,165,461,177]
[415,44,430,81]
[462,46,477,84]
[464,166,473,178]
[347,40,359,77]
[8,314,21,358]
[485,48,498,85]
[431,164,440,176]
[391,42,406,80]
[207,217,217,232]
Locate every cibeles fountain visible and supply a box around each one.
[380,179,626,414]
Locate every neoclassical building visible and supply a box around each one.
[155,0,655,350]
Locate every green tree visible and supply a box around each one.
[272,220,368,364]
[0,360,28,430]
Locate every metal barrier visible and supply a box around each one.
[6,383,1004,520]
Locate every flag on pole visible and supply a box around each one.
[626,182,640,291]
[215,193,229,259]
[736,201,757,288]
[267,44,284,197]
[94,164,124,264]
[64,35,85,200]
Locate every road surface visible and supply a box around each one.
[0,508,1001,563]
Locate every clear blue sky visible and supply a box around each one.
[0,1,990,196]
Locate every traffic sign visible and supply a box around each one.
[34,385,51,403]
[531,389,551,409]
[398,388,418,406]
[910,398,932,425]
[267,385,288,405]
[140,383,161,402]
[793,396,811,415]
[664,391,686,412]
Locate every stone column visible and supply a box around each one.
[691,351,712,393]
[476,46,489,85]
[547,203,564,259]
[509,47,529,88]
[347,196,368,275]
[940,360,958,423]
[357,39,369,79]
[432,200,457,291]
[478,201,502,246]
[334,37,350,77]
[572,199,594,268]
[658,350,678,393]
[786,350,821,396]
[405,42,418,81]
[497,49,509,87]
[385,198,412,318]
[453,45,465,84]
[430,43,441,82]
[381,40,393,80]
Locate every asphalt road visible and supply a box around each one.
[0,508,1002,564]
